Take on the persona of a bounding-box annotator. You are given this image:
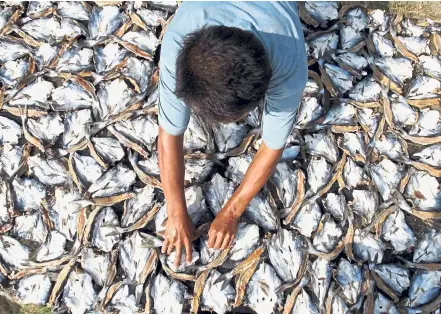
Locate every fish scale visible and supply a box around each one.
[1,2,441,313]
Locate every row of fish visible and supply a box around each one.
[1,1,441,314]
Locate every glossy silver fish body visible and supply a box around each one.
[307,32,339,60]
[381,209,416,253]
[305,131,339,163]
[121,30,159,54]
[335,259,362,304]
[350,190,379,225]
[323,102,357,125]
[271,162,298,208]
[349,76,381,102]
[413,143,441,168]
[322,193,346,221]
[408,270,441,307]
[353,229,385,263]
[405,168,441,212]
[151,273,188,314]
[324,63,354,95]
[91,206,121,252]
[370,159,404,201]
[82,248,112,287]
[313,214,343,253]
[372,264,410,295]
[87,164,136,198]
[292,201,322,237]
[307,157,332,194]
[246,194,279,231]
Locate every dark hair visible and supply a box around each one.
[175,25,272,124]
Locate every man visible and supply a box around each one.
[158,2,307,266]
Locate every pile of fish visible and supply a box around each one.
[1,1,441,314]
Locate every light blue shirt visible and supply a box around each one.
[159,1,307,149]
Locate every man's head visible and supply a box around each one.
[175,25,272,124]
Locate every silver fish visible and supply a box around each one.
[136,8,166,29]
[12,177,46,211]
[375,132,408,161]
[201,270,235,314]
[313,214,343,253]
[72,153,104,188]
[311,258,332,308]
[184,158,214,183]
[353,229,385,263]
[155,185,207,232]
[0,36,31,63]
[91,137,125,165]
[87,164,136,198]
[413,143,441,168]
[307,157,332,194]
[122,186,155,228]
[166,245,199,273]
[122,57,154,93]
[151,273,188,314]
[342,132,367,161]
[343,157,367,188]
[335,259,362,304]
[95,79,134,119]
[0,58,31,86]
[323,102,357,125]
[345,7,368,31]
[82,248,112,287]
[226,154,253,184]
[420,55,441,79]
[63,109,93,148]
[26,1,53,15]
[271,163,298,208]
[401,18,425,37]
[267,229,307,282]
[295,96,323,127]
[373,264,411,295]
[57,2,90,21]
[390,94,418,127]
[370,159,404,201]
[0,144,24,177]
[292,289,320,314]
[399,36,430,56]
[304,2,339,27]
[330,295,349,314]
[349,76,381,102]
[94,42,129,74]
[292,201,322,237]
[409,108,441,137]
[324,63,354,95]
[121,30,159,55]
[322,193,347,221]
[374,58,413,87]
[405,168,441,211]
[56,48,94,73]
[406,76,441,100]
[27,113,64,145]
[9,77,54,109]
[305,131,339,163]
[408,270,441,307]
[333,52,368,72]
[29,155,69,186]
[307,32,339,60]
[374,292,400,314]
[358,108,381,137]
[34,43,58,70]
[91,206,121,252]
[107,283,140,314]
[350,190,379,225]
[304,78,320,96]
[228,223,260,262]
[35,230,67,262]
[245,108,260,128]
[0,178,13,227]
[0,116,22,145]
[381,209,416,253]
[372,32,395,58]
[62,269,97,314]
[16,274,52,305]
[113,116,158,151]
[245,262,282,314]
[340,25,363,50]
[0,7,14,29]
[22,17,85,43]
[247,194,279,231]
[0,235,30,271]
[204,173,235,216]
[184,116,209,151]
[88,6,126,39]
[413,229,441,263]
[214,122,249,153]
[13,211,48,244]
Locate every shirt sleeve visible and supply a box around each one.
[158,31,190,136]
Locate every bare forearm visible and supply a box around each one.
[227,142,283,218]
[158,126,187,217]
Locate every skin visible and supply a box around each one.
[159,125,282,266]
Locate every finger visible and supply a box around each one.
[228,235,235,248]
[221,234,231,250]
[167,241,175,255]
[174,244,182,266]
[213,233,224,250]
[184,240,192,263]
[208,229,217,248]
[161,238,169,254]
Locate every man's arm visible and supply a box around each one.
[208,141,283,249]
[158,126,195,265]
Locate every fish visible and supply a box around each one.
[307,157,332,194]
[91,206,121,252]
[89,6,126,39]
[95,79,135,120]
[71,152,104,189]
[0,235,30,271]
[413,143,441,168]
[62,269,97,314]
[324,63,354,96]
[51,80,96,111]
[245,262,283,314]
[390,94,418,127]
[305,131,339,163]
[56,47,94,73]
[135,7,167,29]
[271,162,299,209]
[401,18,425,37]
[358,107,381,137]
[313,214,344,253]
[307,32,339,60]
[87,163,136,198]
[0,58,32,87]
[330,294,349,314]
[57,2,91,21]
[340,25,363,50]
[292,289,320,314]
[35,230,67,262]
[350,190,379,225]
[226,154,253,183]
[63,109,93,149]
[0,35,31,63]
[107,283,140,314]
[28,155,69,186]
[335,259,362,304]
[94,42,129,74]
[420,55,441,79]
[341,132,367,162]
[81,248,112,287]
[374,58,413,88]
[408,270,441,307]
[295,96,323,128]
[12,177,46,211]
[27,113,64,145]
[184,116,210,152]
[348,76,381,103]
[333,52,368,74]
[323,102,357,125]
[121,56,154,93]
[213,121,249,153]
[166,245,199,273]
[372,264,411,296]
[16,274,52,305]
[121,30,159,55]
[406,76,441,100]
[198,270,235,314]
[381,209,416,253]
[405,168,441,211]
[246,194,279,231]
[151,273,189,314]
[413,229,441,263]
[184,158,214,184]
[304,2,339,28]
[91,137,125,165]
[370,158,404,201]
[292,201,322,237]
[12,211,48,244]
[399,36,430,56]
[122,185,155,229]
[113,116,158,151]
[322,193,347,221]
[375,132,408,162]
[343,157,367,189]
[33,43,58,70]
[311,258,332,308]
[372,32,395,57]
[409,109,441,137]
[8,77,54,109]
[0,116,22,145]
[21,16,86,43]
[0,143,25,177]
[353,230,385,263]
[374,292,400,314]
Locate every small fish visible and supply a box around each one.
[246,194,279,231]
[166,245,199,273]
[35,230,67,262]
[399,36,430,56]
[420,55,441,79]
[307,157,332,194]
[198,270,235,314]
[121,30,159,55]
[322,193,347,221]
[0,235,30,271]
[33,43,58,70]
[340,25,364,50]
[390,94,418,127]
[350,190,379,225]
[16,274,52,305]
[372,32,395,57]
[184,116,210,151]
[0,35,31,63]
[82,248,112,287]
[151,272,189,314]
[367,9,390,32]
[344,7,368,31]
[121,56,154,93]
[304,78,321,96]
[305,131,339,163]
[323,102,357,125]
[56,47,94,73]
[228,223,260,262]
[107,283,140,314]
[87,163,136,198]
[375,132,408,161]
[373,264,411,296]
[245,262,282,314]
[91,206,121,252]
[63,109,93,149]
[374,292,400,314]
[27,113,64,145]
[410,109,441,137]
[358,107,381,137]
[333,52,368,74]
[413,143,441,168]
[401,18,425,37]
[349,76,381,103]
[374,58,413,87]
[353,230,385,263]
[226,154,253,184]
[113,116,158,151]
[204,173,235,216]
[370,158,404,201]
[324,63,354,96]
[330,294,349,314]
[12,177,46,211]
[213,121,249,153]
[343,157,367,188]
[381,209,416,253]
[311,258,332,308]
[0,144,24,177]
[292,201,322,237]
[405,168,441,211]
[341,132,367,162]
[91,137,125,165]
[335,259,362,304]
[94,42,129,74]
[13,211,48,244]
[413,229,441,263]
[295,96,323,128]
[0,58,32,87]
[28,155,69,186]
[62,269,97,314]
[406,76,441,102]
[95,79,134,119]
[408,270,441,307]
[72,152,105,188]
[135,8,166,29]
[122,185,155,228]
[22,17,85,43]
[271,162,299,208]
[292,289,320,314]
[0,116,22,145]
[313,214,344,253]
[9,77,54,109]
[304,2,339,28]
[307,32,339,60]
[88,6,126,39]
[57,2,90,21]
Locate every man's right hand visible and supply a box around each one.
[161,212,195,266]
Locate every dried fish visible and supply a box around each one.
[292,201,322,237]
[381,209,416,253]
[413,144,441,168]
[13,211,48,244]
[373,264,410,296]
[353,230,385,263]
[349,76,381,103]
[91,206,121,252]
[323,102,357,125]
[335,259,362,304]
[17,274,52,305]
[408,270,441,307]
[413,230,441,263]
[87,163,136,198]
[350,190,379,225]
[28,155,69,186]
[405,168,441,211]
[304,2,339,28]
[89,6,126,39]
[305,131,339,163]
[0,235,30,271]
[35,230,67,262]
[295,96,323,127]
[62,269,97,314]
